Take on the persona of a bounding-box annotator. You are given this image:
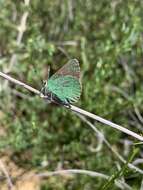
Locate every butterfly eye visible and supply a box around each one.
[43,80,47,86]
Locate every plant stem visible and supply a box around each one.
[0,71,40,95]
[0,71,143,141]
[36,169,131,190]
[70,105,143,141]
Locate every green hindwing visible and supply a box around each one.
[47,59,82,104]
[47,75,81,103]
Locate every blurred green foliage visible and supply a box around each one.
[0,0,143,189]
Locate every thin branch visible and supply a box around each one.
[134,105,143,124]
[67,0,74,21]
[36,169,131,190]
[132,159,143,166]
[70,105,143,141]
[54,41,78,46]
[6,0,30,73]
[122,139,132,156]
[18,169,131,190]
[0,71,40,95]
[0,159,13,189]
[0,71,143,142]
[37,169,108,179]
[140,179,143,190]
[115,162,125,183]
[76,113,143,175]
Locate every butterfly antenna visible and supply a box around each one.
[41,65,51,87]
[47,65,50,80]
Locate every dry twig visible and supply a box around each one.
[0,159,13,189]
[36,169,132,190]
[76,113,143,175]
[0,71,143,142]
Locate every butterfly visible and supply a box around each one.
[41,59,82,107]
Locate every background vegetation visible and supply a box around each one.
[0,0,143,189]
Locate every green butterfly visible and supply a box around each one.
[41,59,82,107]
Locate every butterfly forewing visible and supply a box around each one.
[51,59,80,80]
[47,59,82,104]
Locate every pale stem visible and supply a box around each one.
[70,105,143,141]
[0,71,143,142]
[76,113,143,174]
[36,169,131,190]
[7,0,31,72]
[0,159,13,189]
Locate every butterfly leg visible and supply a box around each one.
[63,102,71,109]
[64,99,71,108]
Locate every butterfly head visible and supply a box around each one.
[40,81,52,101]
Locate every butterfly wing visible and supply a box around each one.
[47,59,81,104]
[51,59,80,79]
